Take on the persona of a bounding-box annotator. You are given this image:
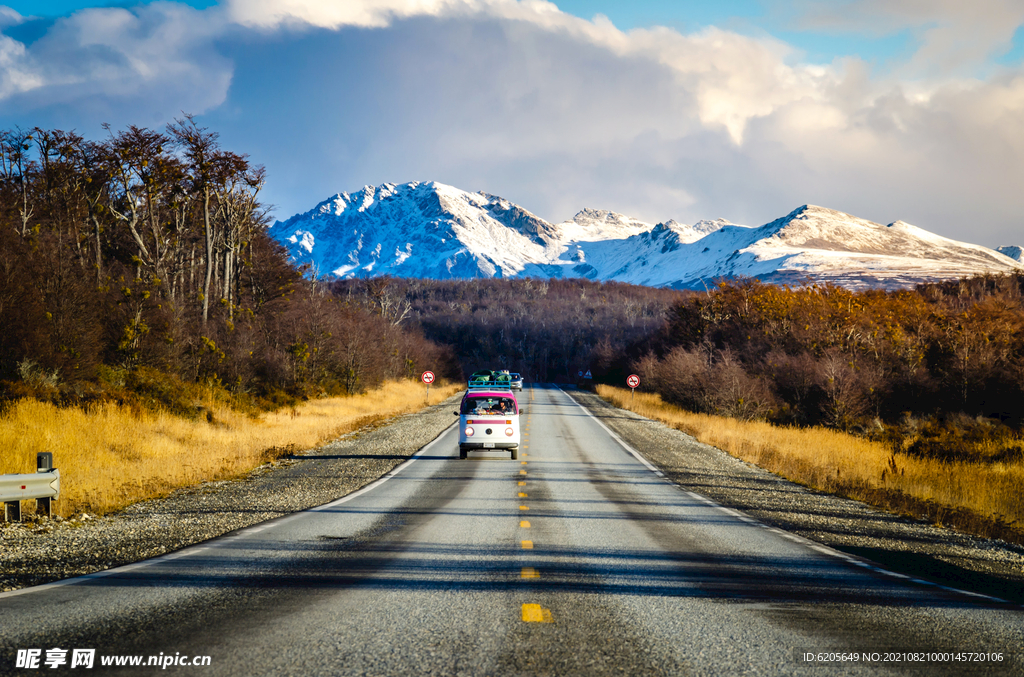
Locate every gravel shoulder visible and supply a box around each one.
[565,386,1024,606]
[0,394,462,593]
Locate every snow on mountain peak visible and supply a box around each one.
[558,208,654,242]
[665,217,735,243]
[272,182,1024,289]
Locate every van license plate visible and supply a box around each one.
[483,443,495,448]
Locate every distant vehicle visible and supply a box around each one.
[510,373,523,390]
[455,389,521,459]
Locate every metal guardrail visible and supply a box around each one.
[2,453,60,521]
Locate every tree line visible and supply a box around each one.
[623,276,1024,443]
[329,276,682,383]
[331,273,1024,431]
[336,274,1023,461]
[0,122,453,413]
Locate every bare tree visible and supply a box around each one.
[168,114,233,324]
[0,128,36,237]
[104,125,179,287]
[214,164,265,320]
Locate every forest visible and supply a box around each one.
[627,278,1024,423]
[334,272,1024,466]
[329,276,682,383]
[0,122,452,415]
[620,276,1024,464]
[335,275,1024,430]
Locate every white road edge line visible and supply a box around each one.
[0,420,458,600]
[556,385,1017,608]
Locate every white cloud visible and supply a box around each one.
[0,34,40,99]
[221,0,844,142]
[0,3,231,126]
[222,0,490,29]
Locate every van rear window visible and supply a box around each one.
[461,396,517,416]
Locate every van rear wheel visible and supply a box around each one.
[459,447,468,459]
[510,446,518,460]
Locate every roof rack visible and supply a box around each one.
[467,378,512,390]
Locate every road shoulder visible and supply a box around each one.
[565,387,1024,605]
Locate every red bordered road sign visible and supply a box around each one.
[626,374,640,389]
[421,371,435,385]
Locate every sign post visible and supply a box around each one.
[421,370,435,402]
[626,374,640,405]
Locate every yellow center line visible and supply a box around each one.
[518,492,527,497]
[520,520,530,527]
[519,505,529,510]
[521,461,528,465]
[521,603,553,623]
[521,540,533,549]
[521,567,540,579]
[518,481,526,486]
[520,470,527,475]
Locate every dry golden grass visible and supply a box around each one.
[598,385,1024,543]
[0,380,461,517]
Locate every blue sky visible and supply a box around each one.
[1,1,1023,246]
[4,0,215,14]
[559,0,908,67]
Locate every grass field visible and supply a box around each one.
[0,380,461,517]
[597,385,1024,544]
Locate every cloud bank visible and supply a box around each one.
[0,0,1021,247]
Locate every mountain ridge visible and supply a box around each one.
[271,182,1024,290]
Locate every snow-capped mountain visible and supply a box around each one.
[271,182,1024,290]
[998,246,1022,262]
[687,206,1024,290]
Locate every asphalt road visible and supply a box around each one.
[1,384,1021,676]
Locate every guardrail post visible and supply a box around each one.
[36,452,53,518]
[1,454,59,522]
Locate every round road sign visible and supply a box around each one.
[626,374,640,389]
[421,371,435,385]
